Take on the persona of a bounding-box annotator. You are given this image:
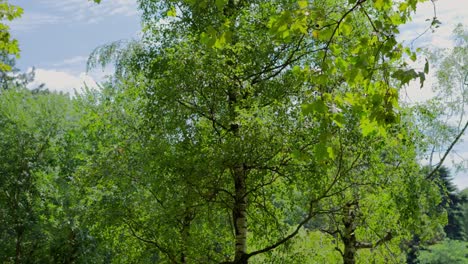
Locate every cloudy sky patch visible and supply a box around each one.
[28,68,99,95]
[9,0,139,30]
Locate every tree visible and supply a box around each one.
[0,0,22,72]
[433,167,466,240]
[307,106,445,264]
[0,87,59,262]
[0,1,29,91]
[404,24,468,264]
[0,86,98,263]
[0,51,36,90]
[405,167,467,264]
[423,24,468,181]
[461,188,468,241]
[85,0,436,263]
[418,239,468,264]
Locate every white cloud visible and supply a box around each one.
[399,0,468,49]
[52,56,89,67]
[8,12,63,31]
[9,0,139,31]
[47,56,117,80]
[28,68,99,95]
[42,0,138,24]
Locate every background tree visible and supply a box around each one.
[418,239,468,264]
[0,52,36,90]
[0,0,22,71]
[404,23,468,264]
[0,85,101,263]
[433,167,466,240]
[461,188,468,241]
[423,24,468,180]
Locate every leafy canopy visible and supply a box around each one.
[0,0,22,71]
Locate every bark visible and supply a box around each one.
[233,165,248,264]
[15,227,24,264]
[340,202,393,264]
[342,232,357,263]
[342,202,357,264]
[66,229,79,264]
[180,209,193,264]
[226,60,249,262]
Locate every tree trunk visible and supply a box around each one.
[405,235,420,264]
[233,165,248,264]
[343,234,357,264]
[180,209,193,264]
[342,202,357,264]
[15,227,24,264]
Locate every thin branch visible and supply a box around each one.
[251,35,307,84]
[355,232,393,249]
[245,210,316,258]
[176,99,229,131]
[123,219,178,264]
[248,35,305,83]
[322,0,367,65]
[360,7,378,34]
[410,0,438,49]
[244,173,280,198]
[427,119,468,180]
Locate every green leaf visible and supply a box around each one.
[317,28,333,41]
[424,59,429,74]
[374,0,385,10]
[167,6,176,17]
[304,98,327,114]
[398,2,408,12]
[418,72,426,88]
[327,146,335,160]
[360,117,378,136]
[298,0,308,8]
[340,22,352,36]
[392,69,418,86]
[315,142,328,160]
[332,113,344,128]
[215,0,228,10]
[200,26,217,47]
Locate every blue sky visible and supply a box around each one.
[9,0,140,92]
[6,0,468,189]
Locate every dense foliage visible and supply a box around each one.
[0,0,22,71]
[419,239,468,264]
[0,0,467,263]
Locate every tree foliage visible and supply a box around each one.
[1,1,466,264]
[0,0,22,71]
[419,239,468,264]
[0,86,108,263]
[83,0,443,263]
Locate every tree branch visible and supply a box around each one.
[321,0,367,65]
[356,231,393,249]
[427,119,468,180]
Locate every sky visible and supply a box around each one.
[8,0,140,93]
[5,0,468,189]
